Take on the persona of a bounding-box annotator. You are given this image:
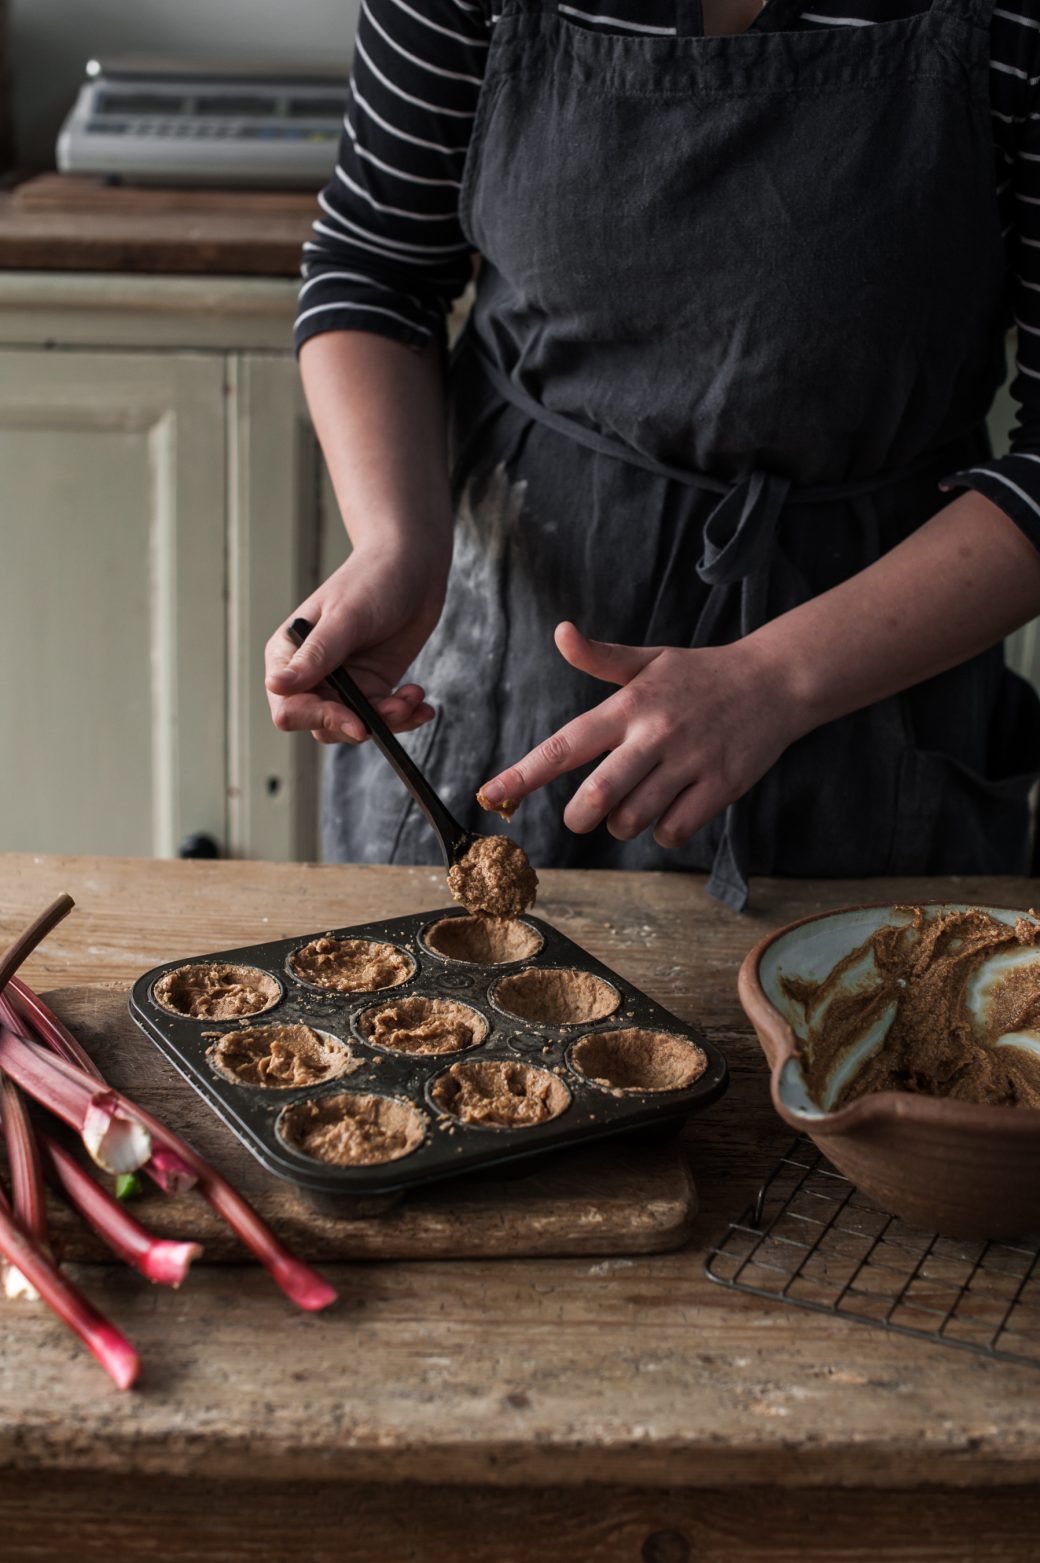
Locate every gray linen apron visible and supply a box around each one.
[324,0,1040,910]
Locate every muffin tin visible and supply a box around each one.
[128,908,729,1213]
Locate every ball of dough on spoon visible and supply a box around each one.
[447,835,538,918]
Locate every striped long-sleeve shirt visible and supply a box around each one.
[294,0,1040,551]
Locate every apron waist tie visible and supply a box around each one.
[470,342,984,912]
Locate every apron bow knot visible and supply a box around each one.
[692,468,791,917]
[695,469,792,587]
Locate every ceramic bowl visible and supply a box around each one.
[738,902,1040,1240]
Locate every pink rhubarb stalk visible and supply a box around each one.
[1,982,198,1195]
[2,978,100,1076]
[36,1131,202,1287]
[0,1075,51,1298]
[0,1182,139,1390]
[0,1029,337,1312]
[0,894,75,997]
[0,1026,152,1175]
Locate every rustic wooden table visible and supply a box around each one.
[3,854,1040,1562]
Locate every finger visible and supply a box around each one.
[395,702,436,733]
[605,762,694,842]
[266,613,341,695]
[264,624,297,685]
[370,683,426,718]
[554,620,661,688]
[310,700,435,746]
[271,692,368,744]
[653,779,729,850]
[563,747,662,836]
[479,701,627,808]
[393,683,425,705]
[302,665,412,739]
[369,691,433,728]
[371,692,424,726]
[320,680,425,736]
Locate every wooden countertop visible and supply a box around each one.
[4,854,1040,1561]
[0,175,315,275]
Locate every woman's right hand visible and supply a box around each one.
[264,542,449,745]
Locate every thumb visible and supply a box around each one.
[554,621,661,687]
[268,618,340,694]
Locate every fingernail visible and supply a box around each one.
[481,781,504,804]
[340,722,355,740]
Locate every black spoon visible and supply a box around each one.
[285,617,479,871]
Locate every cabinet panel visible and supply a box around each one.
[0,350,226,856]
[987,365,1040,691]
[227,354,349,862]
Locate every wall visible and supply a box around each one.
[9,0,360,167]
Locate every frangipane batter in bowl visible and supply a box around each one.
[790,905,1040,1109]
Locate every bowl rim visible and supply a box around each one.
[738,898,1040,1135]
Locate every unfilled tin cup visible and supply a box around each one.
[420,914,544,966]
[567,1027,708,1094]
[489,966,621,1028]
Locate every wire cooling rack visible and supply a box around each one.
[705,1138,1040,1369]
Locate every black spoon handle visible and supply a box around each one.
[285,618,469,868]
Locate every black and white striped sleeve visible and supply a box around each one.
[293,0,488,356]
[944,3,1040,552]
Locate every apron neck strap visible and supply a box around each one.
[555,0,987,32]
[751,0,991,28]
[927,0,994,20]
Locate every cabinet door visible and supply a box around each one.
[0,350,226,857]
[988,364,1040,692]
[227,354,349,862]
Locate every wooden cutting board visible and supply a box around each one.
[34,986,698,1261]
[0,174,313,275]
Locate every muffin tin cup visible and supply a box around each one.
[425,1053,574,1133]
[128,907,728,1212]
[205,1024,357,1090]
[284,938,417,997]
[150,964,284,1022]
[352,993,490,1058]
[488,966,622,1029]
[564,1030,711,1096]
[418,916,545,967]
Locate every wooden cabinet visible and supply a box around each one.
[987,372,1039,693]
[0,273,347,861]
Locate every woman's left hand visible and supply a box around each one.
[478,621,805,848]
